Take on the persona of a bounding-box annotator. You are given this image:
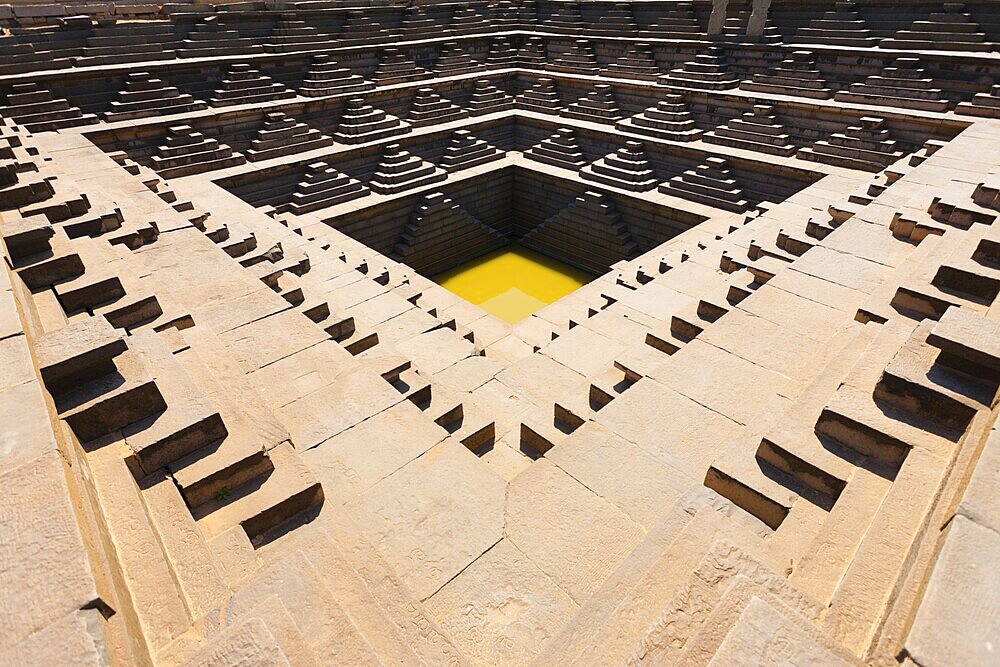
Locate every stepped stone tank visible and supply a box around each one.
[0,0,998,665]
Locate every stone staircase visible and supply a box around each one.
[298,55,373,97]
[660,157,750,212]
[616,93,701,142]
[580,141,658,192]
[703,104,796,157]
[879,3,993,52]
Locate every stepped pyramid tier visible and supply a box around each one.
[281,161,370,214]
[209,64,295,107]
[659,46,739,91]
[794,1,878,47]
[467,79,515,115]
[956,84,1000,119]
[332,98,410,144]
[602,42,660,80]
[879,3,992,52]
[523,127,585,170]
[485,36,518,68]
[373,48,429,85]
[392,192,506,274]
[659,156,750,211]
[440,129,504,171]
[580,141,657,192]
[543,2,584,32]
[262,17,330,52]
[521,190,638,274]
[449,5,491,34]
[407,88,468,127]
[834,57,949,112]
[615,93,701,142]
[178,17,261,58]
[339,10,391,43]
[244,112,332,162]
[516,77,563,113]
[149,124,246,178]
[560,84,622,123]
[797,116,904,172]
[435,42,478,76]
[741,50,832,99]
[546,39,600,75]
[592,3,638,36]
[400,7,440,40]
[721,8,781,43]
[639,1,703,39]
[103,72,206,122]
[517,35,547,67]
[368,144,446,194]
[299,55,374,97]
[0,82,98,132]
[491,0,521,29]
[77,19,179,66]
[703,105,796,156]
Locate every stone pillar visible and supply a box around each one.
[747,0,773,39]
[707,0,729,36]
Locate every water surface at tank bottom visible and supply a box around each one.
[434,244,594,323]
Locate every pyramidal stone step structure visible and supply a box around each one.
[560,84,622,123]
[523,127,586,170]
[659,156,750,211]
[149,124,246,178]
[580,141,658,192]
[407,87,468,127]
[281,161,370,214]
[332,98,410,144]
[2,2,998,665]
[741,51,832,99]
[392,192,506,275]
[209,64,295,107]
[616,93,701,142]
[299,55,374,97]
[103,72,207,122]
[244,112,332,162]
[703,105,797,156]
[467,79,514,115]
[368,144,446,194]
[521,190,638,274]
[440,129,504,172]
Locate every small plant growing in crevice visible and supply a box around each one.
[215,486,231,502]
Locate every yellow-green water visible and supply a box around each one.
[434,245,593,323]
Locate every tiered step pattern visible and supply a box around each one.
[407,87,468,127]
[797,116,905,172]
[741,51,832,99]
[450,5,491,34]
[659,47,738,91]
[516,77,563,113]
[281,162,370,215]
[299,55,373,97]
[523,127,585,170]
[543,2,584,32]
[639,1,703,39]
[209,64,295,108]
[178,17,261,58]
[368,144,446,195]
[703,105,797,157]
[245,112,332,162]
[956,84,1000,119]
[485,36,518,68]
[547,39,600,74]
[339,10,392,43]
[879,3,992,52]
[263,17,330,52]
[0,83,98,132]
[149,125,246,179]
[580,141,658,192]
[602,42,659,80]
[392,192,507,274]
[560,84,622,123]
[467,79,514,115]
[435,42,478,75]
[659,156,750,212]
[332,98,410,144]
[517,36,546,67]
[77,20,179,66]
[616,93,701,142]
[104,72,206,122]
[794,1,878,47]
[373,48,429,85]
[440,130,504,172]
[593,3,638,36]
[521,190,636,274]
[834,58,949,112]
